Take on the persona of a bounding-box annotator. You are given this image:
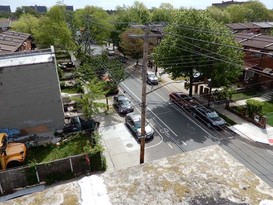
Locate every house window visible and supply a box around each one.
[251,52,262,58]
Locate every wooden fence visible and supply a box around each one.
[0,152,105,195]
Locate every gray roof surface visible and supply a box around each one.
[236,33,273,50]
[0,48,55,67]
[254,22,273,28]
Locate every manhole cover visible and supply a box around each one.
[126,143,133,148]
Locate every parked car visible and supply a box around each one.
[190,106,226,129]
[63,116,100,134]
[169,92,198,109]
[125,113,154,141]
[113,94,134,115]
[147,71,159,85]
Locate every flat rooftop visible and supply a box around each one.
[2,145,273,204]
[0,48,55,68]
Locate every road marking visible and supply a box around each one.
[167,143,173,149]
[121,81,178,138]
[182,141,187,145]
[266,149,273,155]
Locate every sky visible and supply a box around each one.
[1,0,273,12]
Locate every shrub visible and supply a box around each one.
[246,99,263,118]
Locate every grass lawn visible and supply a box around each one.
[263,101,273,126]
[61,87,80,94]
[232,88,261,101]
[266,113,273,126]
[26,133,91,164]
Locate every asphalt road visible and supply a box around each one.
[119,66,273,188]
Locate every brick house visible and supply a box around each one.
[235,33,273,89]
[0,47,64,132]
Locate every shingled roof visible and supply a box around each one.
[235,33,273,51]
[0,30,31,54]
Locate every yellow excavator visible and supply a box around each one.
[0,133,27,170]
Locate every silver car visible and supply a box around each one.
[147,71,159,85]
[125,113,154,141]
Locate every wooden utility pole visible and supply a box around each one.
[129,24,163,164]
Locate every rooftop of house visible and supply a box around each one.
[2,145,273,204]
[227,22,273,30]
[235,33,273,51]
[0,47,55,67]
[0,30,31,54]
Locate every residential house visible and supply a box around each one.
[235,33,273,89]
[0,47,64,132]
[0,30,33,54]
[0,5,11,13]
[226,22,273,34]
[0,18,11,32]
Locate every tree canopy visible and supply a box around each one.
[150,3,175,23]
[73,6,112,50]
[32,5,76,50]
[119,28,144,64]
[208,1,273,23]
[154,9,244,96]
[11,13,39,35]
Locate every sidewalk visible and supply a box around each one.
[158,69,273,146]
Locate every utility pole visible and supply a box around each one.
[129,24,163,164]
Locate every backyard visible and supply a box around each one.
[26,132,103,164]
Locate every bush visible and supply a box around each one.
[246,99,263,118]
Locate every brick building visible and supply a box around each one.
[235,33,273,88]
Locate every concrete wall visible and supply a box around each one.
[0,60,64,131]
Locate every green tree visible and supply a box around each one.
[225,4,250,23]
[244,1,273,22]
[154,9,243,96]
[74,6,112,54]
[207,6,231,23]
[151,3,175,23]
[119,28,144,65]
[77,53,125,95]
[109,1,151,51]
[224,1,273,23]
[11,13,39,35]
[128,1,151,24]
[33,5,76,50]
[74,78,107,119]
[14,6,40,19]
